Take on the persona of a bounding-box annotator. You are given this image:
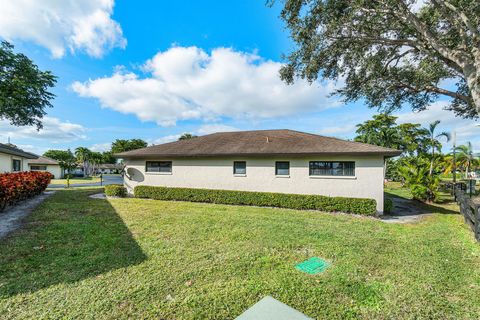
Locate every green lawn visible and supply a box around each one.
[1,188,480,319]
[49,176,101,185]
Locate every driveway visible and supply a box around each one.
[48,175,123,188]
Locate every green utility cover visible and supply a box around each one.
[295,257,330,275]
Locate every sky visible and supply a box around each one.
[0,0,478,155]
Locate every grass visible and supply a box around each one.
[1,188,480,319]
[49,176,101,185]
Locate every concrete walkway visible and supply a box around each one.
[381,197,432,223]
[0,191,56,239]
[48,175,123,188]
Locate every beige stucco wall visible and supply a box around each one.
[29,164,62,179]
[123,155,386,213]
[0,152,29,172]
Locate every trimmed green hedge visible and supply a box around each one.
[105,184,127,198]
[134,186,377,215]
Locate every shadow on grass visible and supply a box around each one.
[0,189,146,298]
[385,191,459,216]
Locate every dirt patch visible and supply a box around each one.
[0,191,56,239]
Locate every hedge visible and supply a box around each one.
[0,171,53,211]
[134,186,377,215]
[105,184,127,197]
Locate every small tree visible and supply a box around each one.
[56,150,77,188]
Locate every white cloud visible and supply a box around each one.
[0,0,126,58]
[151,134,181,145]
[396,101,480,151]
[196,124,238,135]
[90,142,112,152]
[72,46,341,126]
[0,116,87,143]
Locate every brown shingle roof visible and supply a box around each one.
[28,156,59,165]
[115,129,401,159]
[0,143,38,159]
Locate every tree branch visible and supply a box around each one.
[431,0,470,48]
[442,0,480,43]
[394,1,470,68]
[396,82,471,103]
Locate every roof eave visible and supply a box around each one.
[116,151,402,159]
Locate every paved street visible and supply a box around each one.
[48,175,123,188]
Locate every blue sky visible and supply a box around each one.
[0,0,478,154]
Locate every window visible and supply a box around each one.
[233,161,246,175]
[275,161,290,176]
[309,161,355,176]
[12,159,21,172]
[145,161,172,173]
[31,165,47,171]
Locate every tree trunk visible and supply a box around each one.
[429,146,435,176]
[464,63,480,114]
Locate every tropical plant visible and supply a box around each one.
[427,120,450,175]
[398,158,440,202]
[455,142,480,178]
[276,0,480,118]
[101,151,116,164]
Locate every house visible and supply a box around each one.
[95,163,122,174]
[28,156,62,178]
[115,129,401,213]
[0,143,38,173]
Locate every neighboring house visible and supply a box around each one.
[0,143,38,173]
[116,130,401,213]
[28,156,62,179]
[77,163,122,175]
[96,163,122,174]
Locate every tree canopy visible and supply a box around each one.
[179,133,197,141]
[111,139,148,154]
[277,0,480,118]
[0,41,56,129]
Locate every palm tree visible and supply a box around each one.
[75,147,91,177]
[427,120,450,176]
[455,142,480,179]
[89,152,103,176]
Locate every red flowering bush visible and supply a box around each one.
[0,171,53,211]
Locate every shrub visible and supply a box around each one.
[134,186,377,215]
[0,171,53,211]
[384,198,393,214]
[105,184,127,198]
